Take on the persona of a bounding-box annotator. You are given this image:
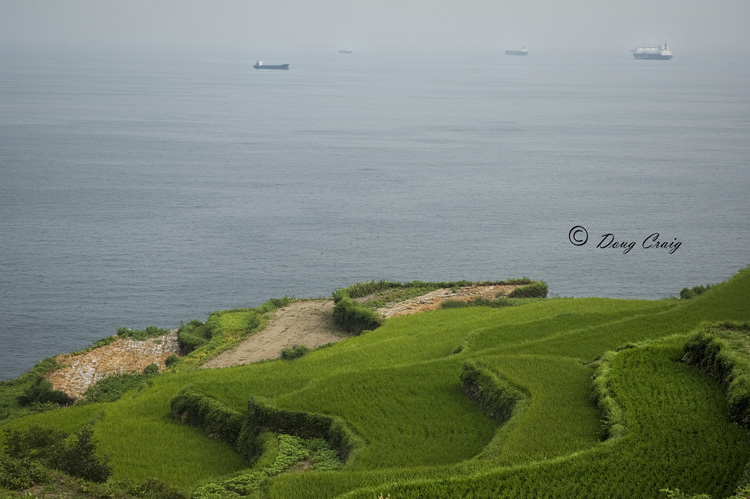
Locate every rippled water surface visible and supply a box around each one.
[1,48,748,379]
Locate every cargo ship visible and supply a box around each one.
[632,44,673,60]
[505,47,528,56]
[253,60,289,70]
[339,47,352,54]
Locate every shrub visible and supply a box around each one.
[281,345,310,360]
[165,354,180,368]
[680,288,696,300]
[177,320,218,354]
[91,335,117,349]
[17,377,74,407]
[82,371,154,403]
[0,454,49,490]
[61,426,112,483]
[333,281,402,301]
[680,284,712,300]
[257,296,296,314]
[116,326,170,341]
[332,297,382,335]
[3,425,111,483]
[4,425,67,463]
[143,363,159,375]
[507,281,548,298]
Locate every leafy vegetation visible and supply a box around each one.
[3,425,111,483]
[81,364,161,404]
[0,357,71,422]
[331,297,382,335]
[507,280,548,298]
[680,283,713,300]
[18,377,74,407]
[117,326,171,341]
[280,345,311,360]
[191,434,342,498]
[1,271,750,498]
[177,319,221,355]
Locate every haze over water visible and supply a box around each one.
[1,47,748,380]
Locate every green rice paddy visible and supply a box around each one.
[2,269,750,498]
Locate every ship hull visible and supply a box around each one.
[253,64,289,70]
[633,53,673,60]
[505,50,528,56]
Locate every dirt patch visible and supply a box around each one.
[376,284,520,318]
[46,331,180,399]
[201,300,341,369]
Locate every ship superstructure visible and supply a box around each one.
[505,47,529,56]
[632,44,673,60]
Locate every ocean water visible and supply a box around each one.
[1,48,749,380]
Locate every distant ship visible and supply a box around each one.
[339,47,352,54]
[505,47,528,56]
[253,59,289,70]
[632,44,673,60]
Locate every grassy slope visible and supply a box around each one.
[1,269,748,498]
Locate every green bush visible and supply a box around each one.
[117,326,170,341]
[17,377,74,407]
[333,281,402,301]
[0,454,49,490]
[0,357,66,421]
[332,297,382,335]
[507,281,548,298]
[91,335,117,349]
[165,354,180,368]
[680,284,712,300]
[143,363,159,375]
[61,426,112,483]
[82,364,162,404]
[177,320,220,354]
[3,425,111,483]
[281,345,310,360]
[257,296,297,314]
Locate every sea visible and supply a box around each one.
[1,47,749,381]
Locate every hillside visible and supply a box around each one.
[1,273,749,499]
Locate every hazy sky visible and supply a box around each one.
[1,0,749,54]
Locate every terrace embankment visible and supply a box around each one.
[46,285,519,397]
